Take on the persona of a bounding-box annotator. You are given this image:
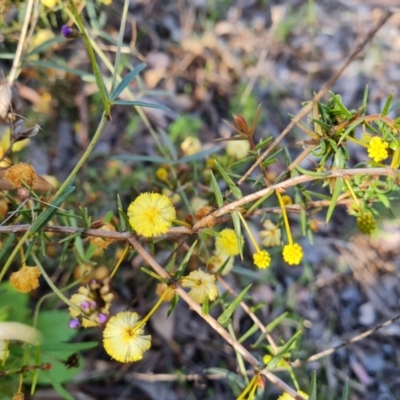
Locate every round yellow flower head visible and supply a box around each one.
[367,136,389,163]
[357,213,376,234]
[156,167,168,182]
[10,266,41,293]
[226,140,250,160]
[4,163,38,189]
[87,222,116,249]
[127,192,176,237]
[253,250,271,269]
[103,311,151,363]
[215,229,243,257]
[277,390,309,400]
[181,136,202,156]
[181,269,218,304]
[207,252,234,275]
[282,243,303,266]
[260,220,281,247]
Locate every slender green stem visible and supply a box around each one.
[236,211,260,253]
[53,113,107,199]
[347,135,368,148]
[0,230,30,283]
[276,191,293,245]
[31,252,80,313]
[66,0,110,118]
[111,0,129,93]
[134,289,170,332]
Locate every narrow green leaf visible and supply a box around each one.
[341,378,349,400]
[330,92,352,119]
[238,323,259,343]
[110,0,129,93]
[159,129,178,161]
[247,191,273,214]
[232,211,243,259]
[295,165,328,177]
[117,194,127,231]
[361,85,369,114]
[382,92,393,117]
[49,379,75,400]
[0,233,15,260]
[309,371,317,400]
[167,294,179,317]
[110,63,147,100]
[202,295,210,315]
[26,36,66,56]
[210,170,224,207]
[140,267,167,282]
[214,160,242,199]
[266,312,289,332]
[326,177,343,223]
[174,240,198,280]
[266,330,302,369]
[337,119,363,145]
[218,284,252,327]
[30,186,75,234]
[112,99,171,111]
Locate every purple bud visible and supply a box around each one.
[91,300,97,308]
[69,318,80,329]
[61,25,73,38]
[98,313,108,324]
[81,301,90,311]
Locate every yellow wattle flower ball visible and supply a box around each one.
[253,250,271,269]
[103,311,151,363]
[181,269,218,304]
[10,266,41,293]
[282,243,303,266]
[4,163,38,189]
[215,229,243,257]
[357,213,376,234]
[367,136,389,163]
[127,192,176,237]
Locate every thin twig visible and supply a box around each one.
[236,9,394,189]
[291,312,400,367]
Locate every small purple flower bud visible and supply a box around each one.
[98,313,107,324]
[81,301,90,311]
[61,25,74,38]
[69,318,80,329]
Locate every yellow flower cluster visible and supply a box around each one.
[367,136,389,162]
[181,270,218,304]
[10,266,41,293]
[260,220,281,247]
[127,192,176,237]
[277,390,309,400]
[103,311,151,363]
[215,228,243,256]
[357,213,376,234]
[282,243,303,266]
[253,250,271,269]
[207,228,242,275]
